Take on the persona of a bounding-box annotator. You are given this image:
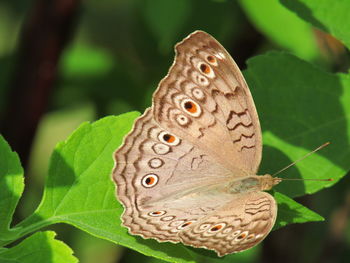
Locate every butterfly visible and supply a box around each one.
[112,30,282,256]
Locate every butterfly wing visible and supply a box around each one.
[114,108,233,242]
[179,191,277,256]
[153,31,262,174]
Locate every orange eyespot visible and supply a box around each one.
[184,101,197,113]
[246,234,255,240]
[200,63,211,74]
[146,177,154,184]
[158,131,180,145]
[177,221,193,230]
[148,210,166,216]
[163,134,175,143]
[181,99,201,117]
[210,225,222,232]
[142,174,158,188]
[237,233,247,240]
[207,55,216,64]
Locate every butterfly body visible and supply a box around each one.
[225,175,281,194]
[113,31,281,256]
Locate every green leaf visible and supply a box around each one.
[244,51,350,197]
[239,0,319,61]
[0,135,24,241]
[0,231,78,263]
[273,191,324,230]
[281,0,350,49]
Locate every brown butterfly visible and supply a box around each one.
[112,31,282,256]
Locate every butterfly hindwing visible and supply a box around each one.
[114,108,234,242]
[179,192,277,256]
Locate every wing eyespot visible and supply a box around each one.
[199,76,209,84]
[246,234,255,240]
[152,143,171,155]
[206,55,217,65]
[209,223,226,232]
[200,63,210,74]
[141,174,158,188]
[235,231,249,241]
[181,99,201,117]
[191,87,205,101]
[231,230,241,237]
[177,221,194,230]
[222,227,233,234]
[148,158,164,169]
[175,114,191,126]
[198,63,215,78]
[161,216,175,221]
[158,131,180,146]
[148,210,166,217]
[195,223,211,232]
[191,71,209,86]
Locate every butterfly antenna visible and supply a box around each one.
[272,142,332,181]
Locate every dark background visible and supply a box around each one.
[0,0,349,262]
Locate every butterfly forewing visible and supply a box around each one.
[153,31,262,174]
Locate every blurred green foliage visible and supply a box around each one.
[0,0,350,262]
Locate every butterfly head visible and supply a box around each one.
[259,174,282,191]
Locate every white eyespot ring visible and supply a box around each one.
[148,158,164,169]
[161,216,175,221]
[158,131,180,146]
[192,71,209,86]
[141,174,158,188]
[175,114,190,126]
[181,99,201,117]
[197,63,215,78]
[148,210,166,217]
[196,223,211,232]
[208,223,226,233]
[152,143,170,155]
[222,227,233,234]
[191,88,205,101]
